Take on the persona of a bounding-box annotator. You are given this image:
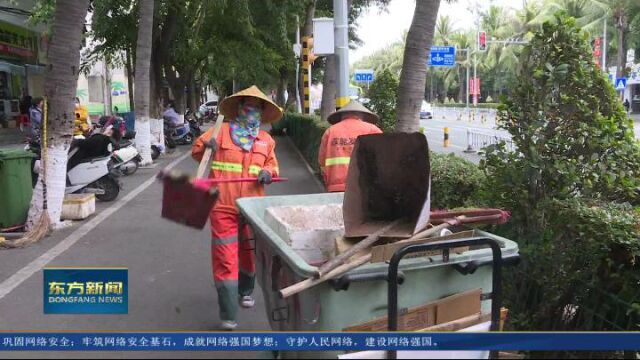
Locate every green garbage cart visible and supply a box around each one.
[237,193,519,359]
[0,149,34,229]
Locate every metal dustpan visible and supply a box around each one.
[343,133,431,238]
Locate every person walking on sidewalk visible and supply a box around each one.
[318,101,382,192]
[192,86,283,331]
[29,97,44,142]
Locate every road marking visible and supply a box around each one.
[0,150,192,300]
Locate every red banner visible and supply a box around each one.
[0,43,34,58]
[469,78,481,95]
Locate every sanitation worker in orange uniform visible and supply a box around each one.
[192,86,283,330]
[319,101,382,192]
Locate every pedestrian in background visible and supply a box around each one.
[29,97,44,142]
[624,99,630,114]
[319,101,382,192]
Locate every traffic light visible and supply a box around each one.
[478,31,487,52]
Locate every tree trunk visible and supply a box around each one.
[27,0,89,228]
[134,0,155,166]
[298,0,316,106]
[277,68,287,107]
[458,67,465,103]
[321,55,338,121]
[395,0,441,132]
[125,47,135,113]
[103,59,112,116]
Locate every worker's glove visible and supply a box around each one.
[257,170,273,185]
[203,137,218,153]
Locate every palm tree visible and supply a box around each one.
[450,31,472,102]
[134,0,155,166]
[396,0,442,133]
[591,0,639,77]
[27,0,90,227]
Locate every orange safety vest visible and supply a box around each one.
[192,123,279,215]
[318,117,382,192]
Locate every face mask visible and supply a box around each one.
[230,103,262,151]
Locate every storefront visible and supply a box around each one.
[0,19,45,126]
[628,64,640,113]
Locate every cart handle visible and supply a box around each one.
[329,271,406,292]
[387,237,503,360]
[453,253,520,276]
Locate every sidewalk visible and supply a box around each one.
[0,136,323,359]
[0,128,25,149]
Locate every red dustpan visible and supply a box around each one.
[158,115,224,229]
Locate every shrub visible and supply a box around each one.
[368,69,399,133]
[430,152,485,209]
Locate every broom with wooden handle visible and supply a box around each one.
[197,114,225,179]
[1,98,52,249]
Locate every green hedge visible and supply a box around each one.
[273,113,329,174]
[430,152,485,209]
[502,198,640,337]
[435,103,500,109]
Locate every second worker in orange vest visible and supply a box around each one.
[319,101,382,192]
[192,86,283,331]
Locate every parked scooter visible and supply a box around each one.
[110,130,142,176]
[163,118,193,146]
[66,134,121,202]
[184,108,202,137]
[27,134,121,202]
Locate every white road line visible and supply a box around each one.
[0,150,192,300]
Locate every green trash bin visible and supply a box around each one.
[0,149,35,229]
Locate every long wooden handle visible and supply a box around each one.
[196,114,224,179]
[280,254,372,299]
[315,219,401,279]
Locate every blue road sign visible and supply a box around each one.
[615,77,627,91]
[428,46,457,67]
[354,69,374,83]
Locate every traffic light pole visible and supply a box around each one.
[334,0,350,110]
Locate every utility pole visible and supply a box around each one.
[334,0,350,109]
[603,17,607,71]
[295,15,302,113]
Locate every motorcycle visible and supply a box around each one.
[163,118,193,146]
[109,130,142,176]
[184,109,202,137]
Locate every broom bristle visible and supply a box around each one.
[0,213,51,249]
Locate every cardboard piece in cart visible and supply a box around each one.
[343,133,431,239]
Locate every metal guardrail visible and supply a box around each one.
[464,129,514,153]
[432,106,497,124]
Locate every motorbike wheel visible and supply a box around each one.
[183,133,194,144]
[151,146,160,160]
[93,176,120,202]
[166,136,177,149]
[122,159,139,176]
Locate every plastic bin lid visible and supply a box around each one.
[0,149,35,161]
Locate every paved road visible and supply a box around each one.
[0,136,323,359]
[422,109,640,164]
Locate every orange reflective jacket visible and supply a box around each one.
[318,117,382,192]
[192,123,279,215]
